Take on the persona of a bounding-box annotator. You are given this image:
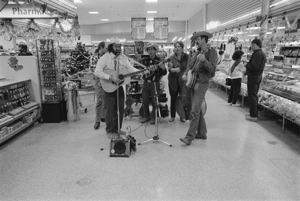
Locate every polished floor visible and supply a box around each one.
[1,86,300,201]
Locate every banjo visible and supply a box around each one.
[186,48,208,89]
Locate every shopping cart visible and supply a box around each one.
[67,72,96,113]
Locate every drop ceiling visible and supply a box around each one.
[74,0,212,25]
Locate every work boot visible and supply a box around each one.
[94,122,100,130]
[246,116,258,122]
[195,133,207,139]
[179,137,192,145]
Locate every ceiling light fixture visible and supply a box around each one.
[146,0,158,2]
[74,0,83,3]
[172,37,177,42]
[206,0,290,30]
[89,11,99,14]
[101,19,109,21]
[147,11,157,14]
[178,37,183,41]
[148,18,154,21]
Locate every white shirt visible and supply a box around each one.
[228,61,246,79]
[94,52,138,80]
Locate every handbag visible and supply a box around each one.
[225,78,231,86]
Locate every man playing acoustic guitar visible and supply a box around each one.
[94,39,144,136]
[180,31,218,146]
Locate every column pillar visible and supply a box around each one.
[260,0,270,47]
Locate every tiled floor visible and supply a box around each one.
[1,87,300,201]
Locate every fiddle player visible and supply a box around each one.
[180,31,218,146]
[139,43,167,124]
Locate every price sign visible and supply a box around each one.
[131,18,146,40]
[153,17,168,39]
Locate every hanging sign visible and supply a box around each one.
[0,4,60,19]
[131,18,146,40]
[153,17,168,39]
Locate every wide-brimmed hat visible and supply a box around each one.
[18,42,27,46]
[146,42,159,51]
[106,38,123,47]
[191,31,213,41]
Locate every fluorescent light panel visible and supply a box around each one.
[89,11,99,14]
[146,0,158,2]
[207,0,290,30]
[148,18,154,21]
[74,0,83,3]
[147,11,157,13]
[101,19,109,21]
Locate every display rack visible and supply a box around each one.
[36,39,64,123]
[0,79,41,144]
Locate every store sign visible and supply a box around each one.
[131,18,146,40]
[0,5,60,19]
[153,17,168,39]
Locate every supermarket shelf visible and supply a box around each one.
[0,117,41,144]
[0,79,31,88]
[0,106,39,128]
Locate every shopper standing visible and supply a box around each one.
[139,43,167,124]
[180,31,218,145]
[245,39,266,122]
[167,41,189,122]
[227,50,245,107]
[18,42,33,56]
[93,42,107,130]
[94,39,140,136]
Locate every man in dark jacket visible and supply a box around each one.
[139,43,167,124]
[245,39,266,122]
[18,42,33,56]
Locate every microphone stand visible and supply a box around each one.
[116,55,122,138]
[138,76,172,147]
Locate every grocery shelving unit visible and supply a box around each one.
[0,79,41,144]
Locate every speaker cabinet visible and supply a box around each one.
[110,139,131,157]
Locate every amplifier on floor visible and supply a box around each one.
[109,138,131,157]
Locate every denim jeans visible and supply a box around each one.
[247,75,262,118]
[169,86,180,118]
[228,78,242,104]
[105,87,124,134]
[95,78,106,122]
[186,81,209,140]
[141,81,160,120]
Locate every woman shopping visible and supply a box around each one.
[167,41,189,122]
[227,50,246,107]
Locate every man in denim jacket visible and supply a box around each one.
[180,31,218,145]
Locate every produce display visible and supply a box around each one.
[258,91,300,125]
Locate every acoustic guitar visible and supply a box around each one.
[100,66,156,93]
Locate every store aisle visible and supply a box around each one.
[1,88,300,201]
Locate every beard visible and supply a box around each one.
[112,48,121,56]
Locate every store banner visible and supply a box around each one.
[0,4,61,19]
[131,18,146,40]
[153,17,168,39]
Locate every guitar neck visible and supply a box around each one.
[123,68,149,78]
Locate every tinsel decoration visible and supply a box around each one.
[228,36,238,45]
[25,19,41,39]
[269,19,278,42]
[11,0,34,8]
[282,12,291,29]
[40,3,47,14]
[290,13,300,29]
